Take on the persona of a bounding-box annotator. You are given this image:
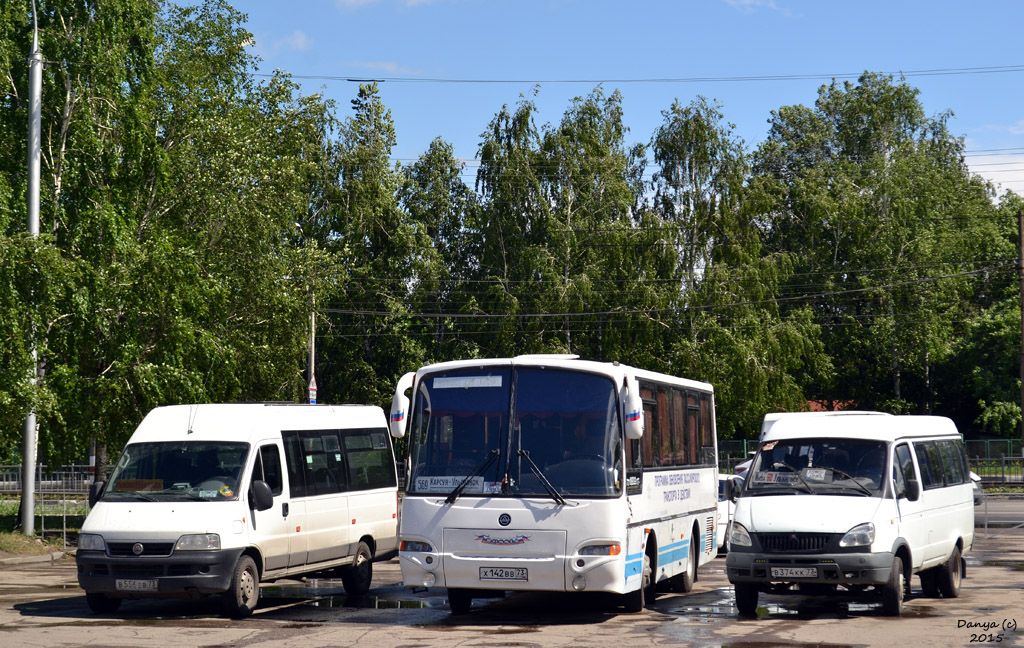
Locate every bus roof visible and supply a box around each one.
[762,413,959,444]
[412,355,713,393]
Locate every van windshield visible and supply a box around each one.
[103,442,250,502]
[747,438,886,497]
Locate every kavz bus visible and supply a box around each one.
[388,355,719,613]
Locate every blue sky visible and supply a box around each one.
[231,0,1024,195]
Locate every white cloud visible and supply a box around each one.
[1010,121,1024,136]
[966,153,1024,197]
[277,30,312,52]
[722,0,781,13]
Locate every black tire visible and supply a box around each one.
[735,582,758,617]
[675,534,697,593]
[623,551,652,612]
[937,545,962,598]
[222,555,259,619]
[920,567,941,598]
[85,592,122,614]
[341,541,373,596]
[881,556,905,616]
[447,587,473,614]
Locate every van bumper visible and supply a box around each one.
[725,550,895,586]
[76,548,245,598]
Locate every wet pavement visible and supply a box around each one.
[1,524,1022,646]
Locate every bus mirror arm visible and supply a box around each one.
[623,374,644,440]
[390,372,415,438]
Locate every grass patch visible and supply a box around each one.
[0,531,64,555]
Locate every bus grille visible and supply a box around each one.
[756,533,830,553]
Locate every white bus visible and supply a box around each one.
[389,355,719,613]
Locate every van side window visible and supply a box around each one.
[914,442,945,490]
[343,428,398,490]
[253,445,283,496]
[283,433,308,498]
[938,440,966,485]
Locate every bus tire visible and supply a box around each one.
[222,555,259,619]
[623,552,652,612]
[937,546,962,598]
[735,582,758,617]
[85,592,122,614]
[341,541,373,596]
[447,587,473,614]
[677,534,697,593]
[881,555,905,616]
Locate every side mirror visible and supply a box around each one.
[390,372,415,439]
[250,480,274,511]
[906,478,921,502]
[623,374,644,440]
[88,481,106,508]
[727,477,741,502]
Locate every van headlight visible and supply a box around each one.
[729,523,752,547]
[839,522,875,547]
[174,533,221,551]
[78,534,106,551]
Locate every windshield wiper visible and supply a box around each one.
[444,449,499,505]
[104,491,158,502]
[827,468,874,496]
[517,450,567,506]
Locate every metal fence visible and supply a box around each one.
[0,464,92,495]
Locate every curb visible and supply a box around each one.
[0,551,67,566]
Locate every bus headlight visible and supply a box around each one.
[839,522,875,547]
[78,534,106,551]
[174,533,221,551]
[579,543,622,556]
[729,523,752,548]
[400,540,433,553]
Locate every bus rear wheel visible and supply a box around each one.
[669,534,697,593]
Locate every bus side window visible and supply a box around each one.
[282,432,307,498]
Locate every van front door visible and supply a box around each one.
[250,443,292,572]
[893,442,927,571]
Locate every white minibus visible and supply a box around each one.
[725,413,974,616]
[389,355,720,613]
[77,403,399,617]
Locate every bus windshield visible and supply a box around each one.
[747,437,887,497]
[103,442,250,501]
[407,367,622,498]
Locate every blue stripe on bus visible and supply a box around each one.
[624,552,643,579]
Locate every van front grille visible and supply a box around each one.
[756,533,831,553]
[107,542,174,557]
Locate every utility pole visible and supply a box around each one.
[22,1,42,536]
[1019,210,1024,455]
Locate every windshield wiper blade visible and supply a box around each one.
[827,468,874,496]
[517,450,566,506]
[445,449,499,505]
[771,461,814,494]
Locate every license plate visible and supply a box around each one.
[115,579,157,592]
[479,567,528,581]
[770,567,817,578]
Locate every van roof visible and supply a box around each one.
[762,413,958,443]
[128,403,387,444]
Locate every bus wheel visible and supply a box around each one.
[448,587,473,614]
[734,582,758,617]
[623,552,652,612]
[341,541,373,596]
[222,555,259,619]
[937,546,962,598]
[881,555,905,616]
[676,534,697,592]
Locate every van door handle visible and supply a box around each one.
[282,503,289,518]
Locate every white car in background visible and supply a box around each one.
[717,473,743,553]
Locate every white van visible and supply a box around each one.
[76,403,399,618]
[725,413,974,616]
